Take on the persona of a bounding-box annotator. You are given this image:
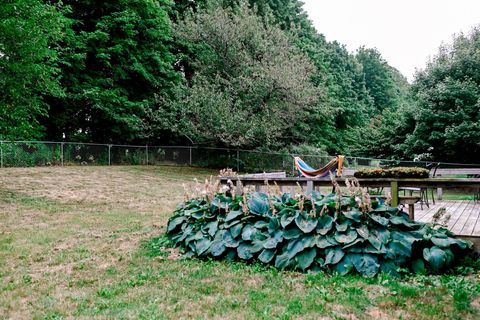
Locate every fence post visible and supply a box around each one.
[61,142,64,166]
[108,145,112,165]
[189,147,192,166]
[236,149,240,172]
[146,145,149,165]
[0,141,3,168]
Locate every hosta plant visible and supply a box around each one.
[166,180,472,277]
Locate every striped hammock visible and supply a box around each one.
[294,155,345,178]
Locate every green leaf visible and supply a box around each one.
[316,216,334,235]
[343,210,362,222]
[325,247,345,265]
[225,210,243,222]
[248,193,270,215]
[287,238,306,259]
[275,252,291,269]
[237,244,254,260]
[263,233,282,249]
[380,260,400,277]
[370,214,389,226]
[223,231,240,248]
[411,259,426,274]
[230,223,243,238]
[431,237,454,248]
[342,238,364,249]
[283,226,302,240]
[167,216,186,233]
[268,217,280,233]
[295,215,318,233]
[281,214,296,228]
[367,235,383,251]
[258,249,276,263]
[352,254,380,277]
[195,238,212,255]
[210,240,226,257]
[390,215,416,227]
[254,221,269,229]
[423,246,447,272]
[336,221,350,232]
[388,240,411,257]
[371,228,390,243]
[205,221,218,237]
[333,254,355,275]
[357,225,369,239]
[296,248,317,270]
[334,230,358,244]
[241,225,257,241]
[316,237,336,249]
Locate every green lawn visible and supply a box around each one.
[0,166,479,319]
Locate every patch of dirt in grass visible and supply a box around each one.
[366,307,395,320]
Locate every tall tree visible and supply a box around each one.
[356,46,408,112]
[43,0,178,143]
[405,27,480,162]
[165,2,318,147]
[0,0,66,140]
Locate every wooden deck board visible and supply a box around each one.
[413,200,480,236]
[459,201,479,235]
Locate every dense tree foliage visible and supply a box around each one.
[404,28,480,162]
[166,3,318,148]
[0,0,66,139]
[43,0,178,142]
[0,0,476,163]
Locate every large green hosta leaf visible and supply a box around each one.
[343,210,362,222]
[423,246,449,272]
[334,230,358,244]
[275,252,291,269]
[223,231,240,248]
[286,238,306,259]
[258,249,276,263]
[225,210,243,222]
[325,247,345,265]
[316,216,334,235]
[210,240,226,257]
[296,248,317,270]
[195,238,212,255]
[283,226,302,239]
[167,216,186,233]
[370,214,389,226]
[241,225,257,241]
[248,192,270,215]
[351,254,380,277]
[333,254,355,275]
[295,214,318,233]
[237,243,254,260]
[230,223,243,238]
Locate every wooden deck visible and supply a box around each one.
[413,200,480,237]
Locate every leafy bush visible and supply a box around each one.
[166,187,472,277]
[354,167,430,179]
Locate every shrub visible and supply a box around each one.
[354,167,430,179]
[166,182,472,277]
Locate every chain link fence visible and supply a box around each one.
[0,141,479,175]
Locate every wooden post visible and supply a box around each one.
[307,180,313,193]
[391,180,399,207]
[236,180,243,195]
[408,204,415,220]
[437,188,443,200]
